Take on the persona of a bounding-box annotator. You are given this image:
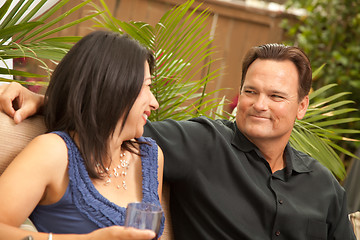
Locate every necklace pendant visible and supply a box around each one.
[102,150,130,190]
[105,178,111,185]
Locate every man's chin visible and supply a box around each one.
[243,129,272,140]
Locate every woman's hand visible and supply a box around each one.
[88,226,156,240]
[0,82,44,123]
[0,223,156,240]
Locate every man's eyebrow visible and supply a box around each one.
[243,85,289,96]
[242,85,256,90]
[271,90,288,96]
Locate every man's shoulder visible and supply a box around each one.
[149,116,235,132]
[291,147,339,182]
[188,117,237,137]
[145,117,236,141]
[189,116,234,127]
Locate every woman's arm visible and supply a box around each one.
[0,82,44,123]
[0,134,64,227]
[157,146,164,202]
[0,222,156,240]
[0,133,156,240]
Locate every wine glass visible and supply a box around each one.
[124,202,163,239]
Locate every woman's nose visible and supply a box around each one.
[150,92,159,110]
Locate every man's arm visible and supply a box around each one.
[0,82,44,123]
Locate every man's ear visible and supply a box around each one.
[296,95,309,120]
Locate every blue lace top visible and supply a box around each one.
[30,131,164,236]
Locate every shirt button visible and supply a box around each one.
[278,199,283,204]
[275,230,281,236]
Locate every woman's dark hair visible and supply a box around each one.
[44,31,155,178]
[240,43,312,101]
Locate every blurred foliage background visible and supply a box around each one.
[282,0,360,165]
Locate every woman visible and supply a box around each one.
[0,31,164,240]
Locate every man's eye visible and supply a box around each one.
[271,95,284,100]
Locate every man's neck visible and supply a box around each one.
[251,138,288,173]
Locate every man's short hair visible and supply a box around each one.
[241,43,312,101]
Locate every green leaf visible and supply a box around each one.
[308,83,337,101]
[0,78,48,86]
[39,36,82,43]
[0,0,12,22]
[13,0,47,25]
[0,22,42,40]
[0,67,46,78]
[7,0,39,27]
[312,63,326,80]
[0,0,24,29]
[19,0,94,42]
[311,118,360,128]
[30,12,101,42]
[0,0,95,79]
[290,126,346,180]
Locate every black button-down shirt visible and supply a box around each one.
[144,117,356,240]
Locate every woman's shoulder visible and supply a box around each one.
[25,132,68,167]
[31,132,67,150]
[4,132,69,195]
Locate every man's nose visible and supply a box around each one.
[253,94,268,111]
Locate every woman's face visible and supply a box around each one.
[120,61,159,140]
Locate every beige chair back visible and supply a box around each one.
[0,112,46,175]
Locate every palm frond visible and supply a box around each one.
[0,0,97,81]
[0,67,46,78]
[290,125,346,179]
[94,0,224,121]
[292,83,360,180]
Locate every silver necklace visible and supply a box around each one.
[98,152,130,190]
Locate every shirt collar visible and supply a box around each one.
[231,122,257,152]
[231,121,312,177]
[284,143,312,176]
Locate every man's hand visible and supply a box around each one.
[0,82,44,124]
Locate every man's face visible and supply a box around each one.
[235,59,308,145]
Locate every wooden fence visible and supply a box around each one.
[40,0,297,112]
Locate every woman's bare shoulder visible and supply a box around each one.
[19,133,68,169]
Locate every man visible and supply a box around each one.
[0,44,356,239]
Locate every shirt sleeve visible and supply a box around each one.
[144,118,220,182]
[144,119,193,181]
[330,191,357,240]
